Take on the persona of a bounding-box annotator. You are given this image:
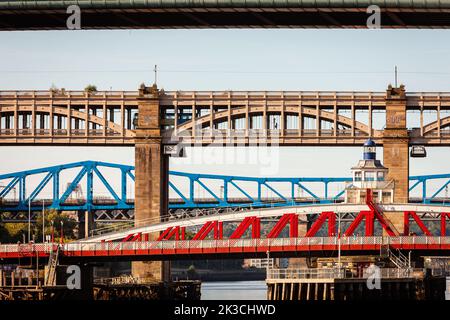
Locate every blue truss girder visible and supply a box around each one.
[0,161,134,212]
[2,161,450,212]
[409,173,450,203]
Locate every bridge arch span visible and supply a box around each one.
[176,105,380,136]
[423,115,450,136]
[0,105,135,137]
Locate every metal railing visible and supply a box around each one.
[89,201,310,237]
[1,236,449,257]
[267,267,418,280]
[95,275,158,285]
[267,268,344,280]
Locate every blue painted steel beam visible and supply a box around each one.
[2,161,450,212]
[0,161,135,212]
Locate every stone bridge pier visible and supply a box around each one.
[132,84,170,282]
[383,85,410,234]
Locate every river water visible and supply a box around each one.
[201,279,450,300]
[201,281,267,300]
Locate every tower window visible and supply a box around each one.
[377,172,385,181]
[365,172,375,181]
[364,146,376,153]
[355,171,362,181]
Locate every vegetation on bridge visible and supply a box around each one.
[0,210,77,243]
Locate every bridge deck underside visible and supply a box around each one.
[1,7,450,30]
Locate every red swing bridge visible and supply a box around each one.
[1,190,449,263]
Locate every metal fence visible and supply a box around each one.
[0,236,449,256]
[267,267,418,280]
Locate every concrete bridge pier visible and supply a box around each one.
[132,84,170,282]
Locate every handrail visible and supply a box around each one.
[0,236,448,256]
[266,267,419,280]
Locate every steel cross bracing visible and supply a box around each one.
[3,161,450,222]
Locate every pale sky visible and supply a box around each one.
[1,29,450,199]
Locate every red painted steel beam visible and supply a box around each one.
[122,233,136,242]
[230,216,260,239]
[442,212,450,236]
[372,210,397,236]
[157,227,174,241]
[267,214,298,238]
[404,211,432,236]
[306,211,335,237]
[157,226,185,241]
[365,189,397,236]
[193,221,221,240]
[365,210,374,236]
[344,211,367,236]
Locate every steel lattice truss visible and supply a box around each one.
[2,161,450,222]
[0,161,135,214]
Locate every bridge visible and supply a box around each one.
[1,237,449,263]
[2,160,450,219]
[2,160,450,264]
[2,88,450,146]
[1,1,450,30]
[2,84,450,281]
[1,199,450,262]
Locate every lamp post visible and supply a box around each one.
[337,212,342,277]
[42,199,45,243]
[28,197,31,243]
[60,221,64,244]
[51,220,54,243]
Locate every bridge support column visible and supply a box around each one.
[77,210,94,239]
[288,219,308,268]
[383,85,409,204]
[132,84,170,282]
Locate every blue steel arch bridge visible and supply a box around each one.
[1,160,450,223]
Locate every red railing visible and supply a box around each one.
[0,236,448,260]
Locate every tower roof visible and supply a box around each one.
[364,138,376,147]
[351,160,387,171]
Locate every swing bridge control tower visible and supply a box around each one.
[267,140,447,301]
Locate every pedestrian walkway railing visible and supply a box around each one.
[1,236,449,258]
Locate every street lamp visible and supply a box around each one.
[28,197,31,243]
[60,221,64,244]
[42,199,45,243]
[51,220,54,243]
[337,212,342,277]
